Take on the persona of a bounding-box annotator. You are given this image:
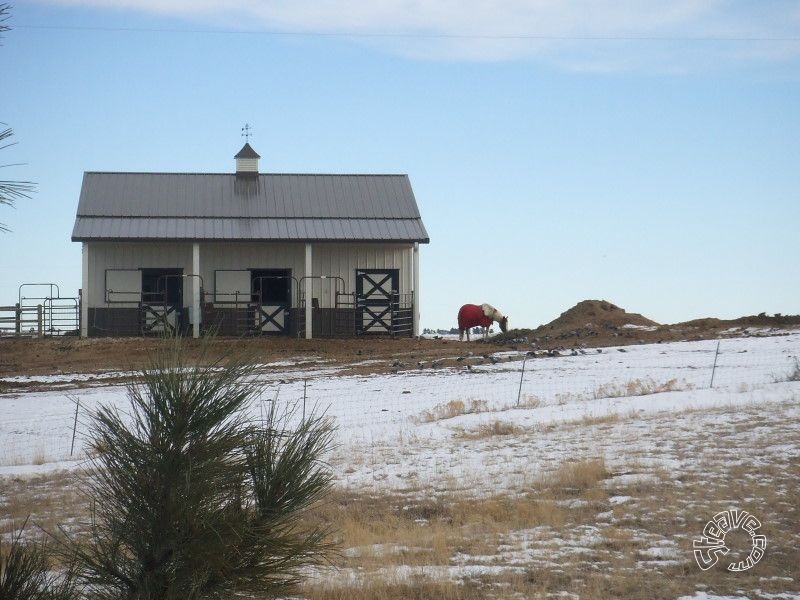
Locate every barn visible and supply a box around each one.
[71,143,429,338]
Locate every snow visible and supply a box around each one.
[677,593,752,600]
[608,495,633,505]
[1,333,798,484]
[1,331,799,595]
[621,323,658,331]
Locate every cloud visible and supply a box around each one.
[38,0,800,68]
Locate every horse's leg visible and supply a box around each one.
[459,328,464,342]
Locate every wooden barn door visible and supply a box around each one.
[356,269,399,334]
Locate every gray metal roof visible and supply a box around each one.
[72,172,429,243]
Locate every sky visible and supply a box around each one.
[1,1,799,330]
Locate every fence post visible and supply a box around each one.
[70,396,81,457]
[15,303,21,335]
[390,292,397,338]
[710,340,721,389]
[37,304,43,337]
[516,355,528,407]
[302,379,307,423]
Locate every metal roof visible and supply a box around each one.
[234,143,260,159]
[72,172,429,243]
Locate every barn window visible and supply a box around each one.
[251,269,291,305]
[141,268,183,306]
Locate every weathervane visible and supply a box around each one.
[241,123,253,142]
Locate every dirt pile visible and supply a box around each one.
[491,299,662,347]
[493,300,800,349]
[544,299,658,331]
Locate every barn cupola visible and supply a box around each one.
[234,142,260,178]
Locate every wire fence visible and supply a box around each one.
[264,335,799,434]
[1,335,798,489]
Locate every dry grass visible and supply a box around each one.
[414,392,545,430]
[577,412,621,427]
[3,403,799,600]
[31,448,48,466]
[515,394,542,409]
[307,433,799,599]
[0,439,47,468]
[302,579,483,600]
[456,420,524,440]
[0,471,85,544]
[3,454,798,600]
[541,457,609,494]
[595,377,686,399]
[418,399,489,423]
[784,357,800,382]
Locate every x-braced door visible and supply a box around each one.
[356,269,399,334]
[140,269,183,335]
[251,270,292,335]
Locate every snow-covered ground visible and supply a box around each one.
[1,333,798,483]
[2,332,799,598]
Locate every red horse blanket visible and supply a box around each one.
[458,304,492,330]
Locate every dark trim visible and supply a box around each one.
[73,236,430,243]
[87,306,411,338]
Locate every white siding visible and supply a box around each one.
[311,243,413,308]
[105,269,142,304]
[236,158,258,173]
[87,242,193,307]
[213,270,251,303]
[200,242,306,306]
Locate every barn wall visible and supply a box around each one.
[84,241,415,336]
[199,242,413,309]
[310,243,414,308]
[89,241,413,309]
[199,242,306,306]
[87,242,193,308]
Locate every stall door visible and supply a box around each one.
[356,269,398,334]
[140,268,183,335]
[251,269,292,334]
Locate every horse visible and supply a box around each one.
[458,303,508,342]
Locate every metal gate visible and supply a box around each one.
[355,269,399,334]
[43,297,80,336]
[18,283,80,336]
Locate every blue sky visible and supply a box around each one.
[1,1,799,330]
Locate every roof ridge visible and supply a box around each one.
[84,171,410,177]
[75,215,424,220]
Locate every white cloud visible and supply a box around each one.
[38,0,800,68]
